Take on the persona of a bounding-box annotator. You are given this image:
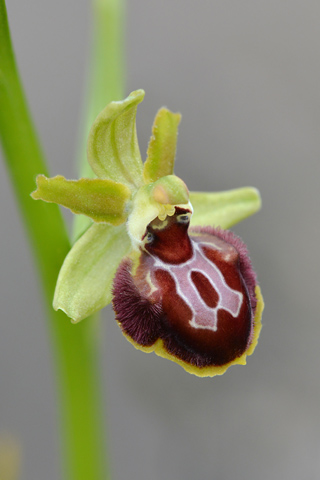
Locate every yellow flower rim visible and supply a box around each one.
[120,285,264,377]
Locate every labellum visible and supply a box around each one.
[113,207,262,377]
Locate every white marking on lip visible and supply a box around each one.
[148,241,243,332]
[198,240,223,251]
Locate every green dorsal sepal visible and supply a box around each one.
[87,89,145,188]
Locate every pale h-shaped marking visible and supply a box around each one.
[152,241,243,332]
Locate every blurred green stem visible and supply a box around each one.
[74,0,125,238]
[0,0,125,479]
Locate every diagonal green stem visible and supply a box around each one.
[0,0,127,478]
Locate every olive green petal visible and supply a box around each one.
[31,175,131,225]
[53,223,132,322]
[190,187,261,229]
[143,108,181,184]
[87,89,145,188]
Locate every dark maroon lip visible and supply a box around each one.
[113,214,258,369]
[143,207,193,264]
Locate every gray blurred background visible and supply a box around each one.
[1,1,320,479]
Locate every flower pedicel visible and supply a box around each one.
[32,89,263,377]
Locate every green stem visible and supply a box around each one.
[0,2,113,479]
[74,0,125,239]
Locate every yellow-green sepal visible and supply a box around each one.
[87,89,145,188]
[143,108,181,184]
[31,175,132,226]
[53,223,132,322]
[190,187,261,229]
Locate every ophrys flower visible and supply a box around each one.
[32,90,263,376]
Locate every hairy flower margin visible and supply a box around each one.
[32,89,264,377]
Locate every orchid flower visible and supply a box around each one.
[32,89,264,377]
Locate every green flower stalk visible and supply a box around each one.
[32,90,264,377]
[0,0,125,477]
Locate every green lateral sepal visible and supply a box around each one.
[190,187,261,229]
[87,89,145,188]
[143,108,181,184]
[31,175,131,225]
[53,223,132,322]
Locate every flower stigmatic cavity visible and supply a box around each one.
[31,89,263,377]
